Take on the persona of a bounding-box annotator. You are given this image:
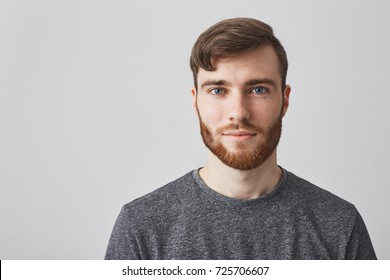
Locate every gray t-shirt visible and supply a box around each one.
[105,168,376,259]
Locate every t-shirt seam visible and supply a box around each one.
[191,168,288,207]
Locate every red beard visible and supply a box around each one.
[198,115,282,170]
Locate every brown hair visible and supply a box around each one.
[190,18,288,90]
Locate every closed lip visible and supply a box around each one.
[223,130,257,136]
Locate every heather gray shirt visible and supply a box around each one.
[105,168,376,259]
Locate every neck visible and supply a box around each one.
[199,151,282,200]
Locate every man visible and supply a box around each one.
[105,18,376,260]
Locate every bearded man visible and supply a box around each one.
[105,18,376,260]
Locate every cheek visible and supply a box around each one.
[251,99,282,121]
[197,100,223,126]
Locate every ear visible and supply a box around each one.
[191,87,198,113]
[281,85,291,118]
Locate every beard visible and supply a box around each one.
[198,113,282,171]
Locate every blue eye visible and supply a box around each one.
[211,88,224,95]
[252,87,267,94]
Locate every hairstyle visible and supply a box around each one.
[190,18,288,91]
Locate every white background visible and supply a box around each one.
[3,260,390,280]
[0,0,389,259]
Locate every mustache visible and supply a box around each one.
[216,120,264,134]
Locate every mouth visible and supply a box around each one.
[223,130,257,141]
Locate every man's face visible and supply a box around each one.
[192,46,290,170]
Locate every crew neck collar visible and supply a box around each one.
[192,166,288,206]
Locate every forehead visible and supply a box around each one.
[197,46,281,86]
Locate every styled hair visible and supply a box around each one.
[190,18,288,90]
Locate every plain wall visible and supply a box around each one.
[0,0,389,259]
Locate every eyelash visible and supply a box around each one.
[251,87,268,95]
[209,88,225,95]
[208,87,268,96]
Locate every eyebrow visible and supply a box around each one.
[200,79,231,89]
[244,79,278,89]
[200,78,278,89]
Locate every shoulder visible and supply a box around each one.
[283,169,358,220]
[281,169,376,259]
[120,170,197,220]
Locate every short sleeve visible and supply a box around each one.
[345,210,377,260]
[104,206,141,260]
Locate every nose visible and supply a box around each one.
[228,92,250,122]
